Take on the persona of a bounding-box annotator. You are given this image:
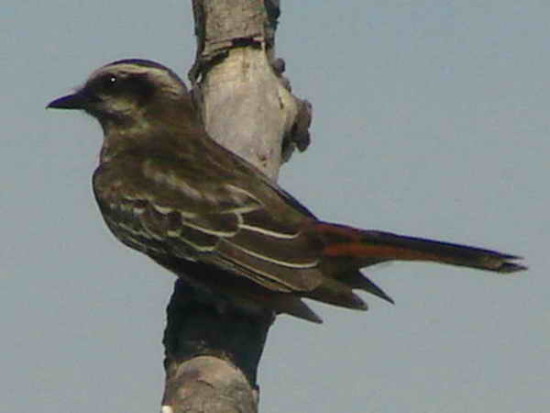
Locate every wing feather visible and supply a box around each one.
[93,155,325,294]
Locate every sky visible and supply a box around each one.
[1,1,548,412]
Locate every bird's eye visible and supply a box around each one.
[101,75,118,90]
[87,74,121,95]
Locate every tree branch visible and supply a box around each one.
[161,1,312,412]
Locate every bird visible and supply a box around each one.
[47,59,526,323]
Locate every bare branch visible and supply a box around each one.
[161,1,312,412]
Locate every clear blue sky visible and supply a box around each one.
[1,1,547,412]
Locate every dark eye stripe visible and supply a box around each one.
[87,72,155,102]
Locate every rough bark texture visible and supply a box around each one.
[161,1,312,412]
[190,0,311,177]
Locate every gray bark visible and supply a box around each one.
[189,0,311,177]
[161,1,312,412]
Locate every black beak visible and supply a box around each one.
[47,90,89,110]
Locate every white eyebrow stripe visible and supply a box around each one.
[91,63,186,98]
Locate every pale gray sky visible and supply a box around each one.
[1,1,548,412]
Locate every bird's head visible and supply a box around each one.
[47,59,195,132]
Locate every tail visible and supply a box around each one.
[316,222,526,273]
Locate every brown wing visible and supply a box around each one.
[92,154,328,294]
